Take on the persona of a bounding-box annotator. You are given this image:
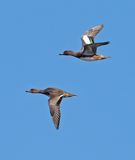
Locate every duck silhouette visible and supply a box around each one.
[60,24,110,61]
[26,87,76,129]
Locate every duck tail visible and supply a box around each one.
[64,92,77,97]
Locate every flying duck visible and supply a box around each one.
[59,24,110,61]
[26,87,76,129]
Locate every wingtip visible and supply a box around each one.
[54,124,59,130]
[101,24,104,27]
[95,24,104,28]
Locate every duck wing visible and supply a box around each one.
[48,96,63,129]
[82,44,97,56]
[81,24,104,46]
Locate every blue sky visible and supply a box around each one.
[0,0,135,160]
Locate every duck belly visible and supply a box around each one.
[79,57,96,62]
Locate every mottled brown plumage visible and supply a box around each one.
[26,87,76,129]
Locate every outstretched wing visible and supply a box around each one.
[81,24,104,46]
[48,96,63,129]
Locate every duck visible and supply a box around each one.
[26,87,76,129]
[59,24,110,61]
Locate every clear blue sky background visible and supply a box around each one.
[0,0,135,160]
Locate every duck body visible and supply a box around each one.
[60,24,110,62]
[60,41,110,61]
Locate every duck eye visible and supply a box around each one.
[46,92,50,95]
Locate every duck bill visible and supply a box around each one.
[25,90,30,93]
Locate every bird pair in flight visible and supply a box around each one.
[26,24,110,129]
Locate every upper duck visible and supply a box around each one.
[59,24,110,61]
[26,87,76,129]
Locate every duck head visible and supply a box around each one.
[59,50,75,56]
[59,50,82,58]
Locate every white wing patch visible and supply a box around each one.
[82,35,90,45]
